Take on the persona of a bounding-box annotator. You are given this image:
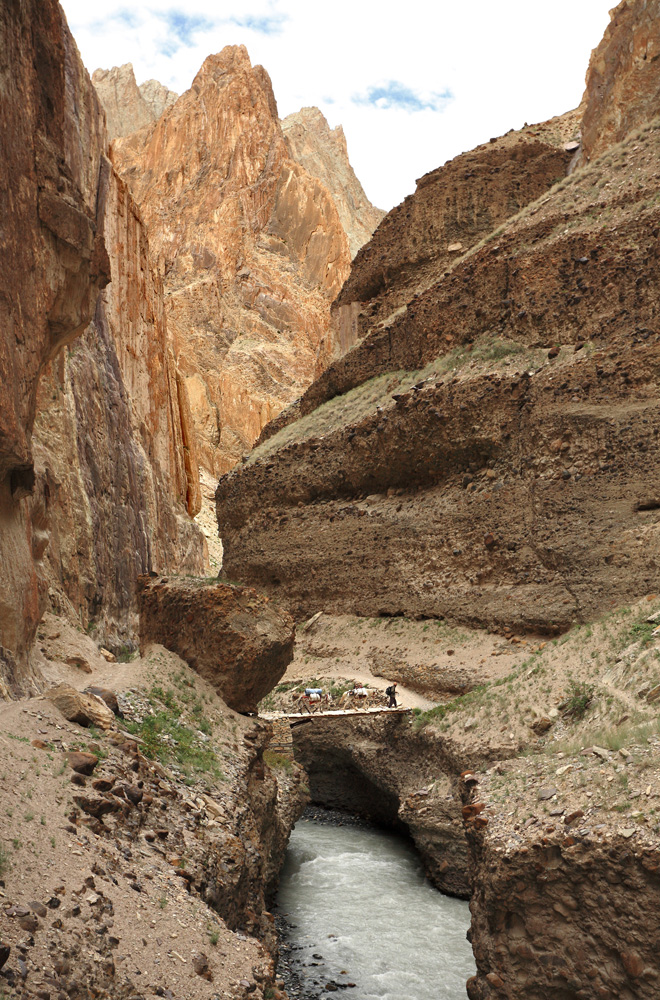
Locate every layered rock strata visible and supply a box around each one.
[281,106,385,260]
[111,46,352,475]
[137,575,295,712]
[259,111,580,443]
[92,64,178,140]
[217,53,660,632]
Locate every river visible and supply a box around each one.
[276,815,475,999]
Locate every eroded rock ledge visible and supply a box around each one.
[137,575,295,713]
[461,748,660,1000]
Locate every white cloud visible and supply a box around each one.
[61,0,613,210]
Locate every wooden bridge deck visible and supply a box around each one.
[262,707,411,723]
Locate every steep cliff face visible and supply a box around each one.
[0,0,205,690]
[461,755,660,1000]
[111,46,352,475]
[281,106,385,260]
[91,63,178,140]
[0,0,110,691]
[33,164,205,650]
[217,19,660,632]
[581,0,660,162]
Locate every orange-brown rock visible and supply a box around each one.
[92,64,178,140]
[0,0,109,693]
[217,13,660,635]
[281,106,385,260]
[137,575,295,712]
[0,1,205,690]
[33,164,205,648]
[581,0,660,162]
[111,46,352,475]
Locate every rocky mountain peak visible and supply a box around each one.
[111,44,352,475]
[92,62,177,139]
[282,105,385,259]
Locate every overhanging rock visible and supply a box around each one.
[137,575,295,713]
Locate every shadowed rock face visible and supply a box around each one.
[137,576,295,713]
[111,46,352,476]
[0,1,205,690]
[32,166,205,649]
[581,0,660,163]
[0,0,109,691]
[291,713,511,899]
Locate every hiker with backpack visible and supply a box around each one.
[386,683,397,708]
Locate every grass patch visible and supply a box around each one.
[263,749,294,773]
[125,711,221,777]
[414,683,491,729]
[125,687,221,779]
[562,680,595,721]
[625,619,657,649]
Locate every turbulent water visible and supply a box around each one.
[276,816,475,999]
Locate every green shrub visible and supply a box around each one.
[563,680,595,720]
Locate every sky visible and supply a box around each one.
[60,0,615,211]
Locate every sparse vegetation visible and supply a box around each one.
[263,749,294,773]
[124,688,222,779]
[563,680,595,721]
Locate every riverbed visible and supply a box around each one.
[276,815,475,999]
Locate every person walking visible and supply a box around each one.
[386,683,397,708]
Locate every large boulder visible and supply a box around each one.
[136,575,295,712]
[46,684,117,730]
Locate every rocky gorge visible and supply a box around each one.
[1,0,660,997]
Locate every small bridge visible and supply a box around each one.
[262,708,412,757]
[262,707,410,724]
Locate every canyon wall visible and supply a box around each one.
[33,165,205,651]
[110,46,352,476]
[0,0,204,692]
[0,0,109,692]
[259,111,580,443]
[217,25,660,632]
[581,0,660,162]
[461,756,660,1000]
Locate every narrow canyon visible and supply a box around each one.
[0,1,659,998]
